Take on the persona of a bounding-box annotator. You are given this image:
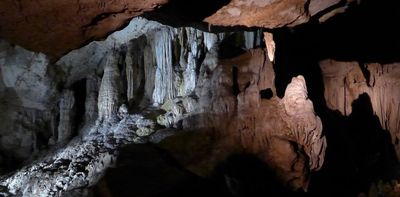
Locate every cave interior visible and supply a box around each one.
[0,0,400,196]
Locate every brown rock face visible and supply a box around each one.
[0,0,168,58]
[205,0,310,28]
[0,0,357,58]
[205,0,350,28]
[162,49,326,191]
[320,59,400,158]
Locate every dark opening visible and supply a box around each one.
[218,33,247,59]
[71,78,87,132]
[260,88,273,99]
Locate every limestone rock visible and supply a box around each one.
[98,54,122,120]
[0,113,157,196]
[85,75,100,122]
[320,59,400,158]
[57,90,75,144]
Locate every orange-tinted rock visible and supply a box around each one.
[161,49,326,191]
[204,0,354,28]
[320,59,400,158]
[0,0,168,58]
[0,0,358,58]
[205,0,310,28]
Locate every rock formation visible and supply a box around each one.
[85,75,99,122]
[0,0,359,58]
[156,48,326,191]
[321,60,400,159]
[57,90,75,144]
[0,0,168,57]
[0,113,156,196]
[98,54,122,120]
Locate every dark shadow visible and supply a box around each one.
[260,88,273,99]
[142,0,230,31]
[272,2,400,194]
[218,33,247,59]
[156,0,230,22]
[71,78,86,132]
[98,144,306,197]
[212,154,305,197]
[96,144,226,197]
[305,94,399,197]
[281,0,400,64]
[232,66,240,96]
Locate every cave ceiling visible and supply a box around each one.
[0,0,356,59]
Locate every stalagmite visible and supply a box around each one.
[98,54,121,120]
[57,90,75,144]
[280,75,326,170]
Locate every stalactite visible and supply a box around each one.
[57,90,75,144]
[180,28,203,96]
[98,53,121,120]
[143,45,155,104]
[151,29,175,105]
[244,30,262,50]
[125,50,135,102]
[244,31,256,49]
[203,32,219,51]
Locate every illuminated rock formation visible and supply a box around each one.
[159,49,326,191]
[98,54,122,120]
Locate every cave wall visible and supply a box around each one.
[321,60,400,159]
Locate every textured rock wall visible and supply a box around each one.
[0,0,168,57]
[0,0,358,58]
[321,59,400,158]
[0,40,59,169]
